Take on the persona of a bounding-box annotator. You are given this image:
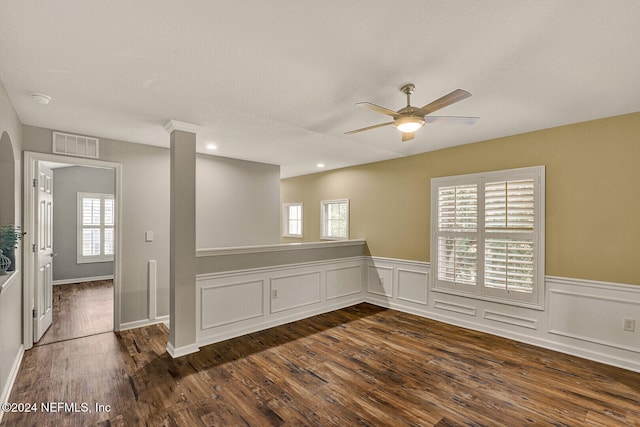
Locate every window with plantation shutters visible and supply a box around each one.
[431,166,545,307]
[77,192,115,263]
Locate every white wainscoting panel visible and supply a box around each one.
[196,257,365,348]
[201,279,264,329]
[433,299,477,317]
[397,268,429,305]
[367,264,393,297]
[364,257,640,372]
[326,265,362,300]
[548,277,640,354]
[270,271,321,313]
[483,310,538,330]
[194,254,639,373]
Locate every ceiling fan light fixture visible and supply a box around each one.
[394,116,425,133]
[30,92,51,105]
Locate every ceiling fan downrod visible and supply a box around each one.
[400,83,415,107]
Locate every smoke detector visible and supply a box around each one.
[30,93,51,105]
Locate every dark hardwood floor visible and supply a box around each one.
[35,280,113,346]
[3,303,639,426]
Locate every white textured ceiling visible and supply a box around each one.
[1,1,639,177]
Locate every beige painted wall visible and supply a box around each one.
[281,112,640,285]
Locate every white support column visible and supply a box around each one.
[165,120,200,357]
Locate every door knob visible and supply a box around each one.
[49,252,58,257]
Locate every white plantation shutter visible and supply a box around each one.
[78,193,115,262]
[437,184,478,286]
[432,166,544,307]
[485,180,535,230]
[484,179,535,293]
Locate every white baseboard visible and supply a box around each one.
[0,344,24,424]
[53,275,114,286]
[119,315,169,332]
[166,342,200,358]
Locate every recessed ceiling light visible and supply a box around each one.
[30,92,51,105]
[316,163,325,168]
[206,143,218,150]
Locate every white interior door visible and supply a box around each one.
[34,163,54,342]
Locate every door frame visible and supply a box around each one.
[23,151,123,350]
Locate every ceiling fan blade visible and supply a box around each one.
[414,89,471,117]
[344,122,394,135]
[356,102,400,118]
[425,116,479,125]
[402,132,415,142]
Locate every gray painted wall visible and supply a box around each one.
[0,78,23,405]
[196,154,280,248]
[52,166,115,282]
[21,125,280,325]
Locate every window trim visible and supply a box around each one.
[320,199,350,241]
[430,166,545,309]
[77,192,115,264]
[282,202,303,238]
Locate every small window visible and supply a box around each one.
[282,203,303,237]
[321,199,349,240]
[77,192,115,263]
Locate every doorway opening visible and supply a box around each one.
[23,152,122,350]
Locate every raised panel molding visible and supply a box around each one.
[367,265,393,297]
[433,299,477,317]
[548,288,640,353]
[397,268,428,305]
[200,280,264,329]
[326,265,362,300]
[483,310,538,330]
[270,271,321,313]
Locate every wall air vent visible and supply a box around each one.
[52,131,99,159]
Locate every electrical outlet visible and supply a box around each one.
[623,318,635,332]
[272,289,278,299]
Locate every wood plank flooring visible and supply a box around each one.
[3,303,640,426]
[35,280,113,346]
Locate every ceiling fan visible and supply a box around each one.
[345,83,478,142]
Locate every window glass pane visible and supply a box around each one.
[323,201,348,238]
[289,205,301,221]
[285,204,302,235]
[437,236,477,285]
[485,239,534,293]
[82,228,101,256]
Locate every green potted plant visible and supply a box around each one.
[0,224,24,274]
